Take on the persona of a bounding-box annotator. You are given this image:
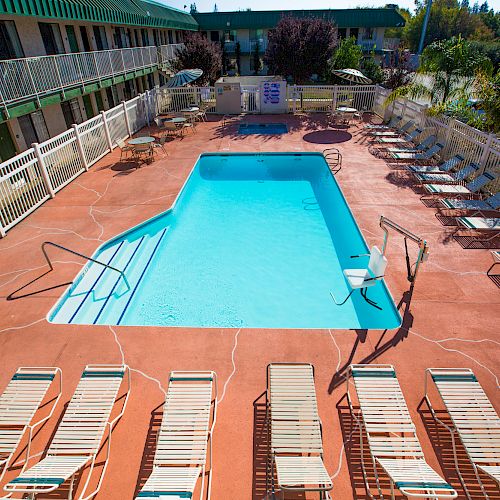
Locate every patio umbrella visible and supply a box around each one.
[166,68,203,88]
[332,68,372,84]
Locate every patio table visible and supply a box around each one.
[128,136,155,145]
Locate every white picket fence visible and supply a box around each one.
[0,83,498,237]
[0,92,151,236]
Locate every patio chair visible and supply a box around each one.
[163,122,181,137]
[132,144,153,164]
[439,192,500,213]
[331,246,387,310]
[4,364,130,499]
[407,154,464,174]
[424,368,500,498]
[152,136,168,156]
[369,120,414,137]
[117,138,134,161]
[267,363,332,498]
[0,367,62,484]
[421,171,497,206]
[135,371,217,500]
[347,364,457,499]
[363,115,402,130]
[182,121,196,134]
[413,162,479,184]
[374,127,422,145]
[389,143,444,163]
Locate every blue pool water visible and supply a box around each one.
[49,153,401,329]
[238,123,288,135]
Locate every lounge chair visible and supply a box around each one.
[135,371,217,500]
[421,171,496,206]
[369,120,414,137]
[0,367,62,484]
[267,363,332,498]
[407,154,464,174]
[374,127,422,144]
[424,368,500,497]
[388,142,443,163]
[331,246,387,310]
[439,192,500,213]
[347,364,457,499]
[455,217,499,247]
[364,114,402,130]
[413,162,479,184]
[4,364,130,499]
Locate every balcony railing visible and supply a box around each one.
[224,40,268,53]
[0,44,182,113]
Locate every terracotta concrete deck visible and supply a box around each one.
[0,114,498,499]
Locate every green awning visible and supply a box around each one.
[194,8,406,30]
[0,0,198,30]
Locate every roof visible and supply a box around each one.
[0,0,198,30]
[193,8,406,30]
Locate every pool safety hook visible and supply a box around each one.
[380,216,429,284]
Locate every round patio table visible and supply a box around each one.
[128,136,155,145]
[181,107,199,113]
[336,106,357,113]
[165,117,187,124]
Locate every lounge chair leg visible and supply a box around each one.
[68,474,75,500]
[472,464,490,500]
[360,288,382,310]
[330,289,353,306]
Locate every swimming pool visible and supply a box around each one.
[49,153,401,329]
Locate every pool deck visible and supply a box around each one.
[0,114,498,499]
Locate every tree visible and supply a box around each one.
[383,46,414,89]
[264,16,337,83]
[361,52,384,84]
[384,7,412,40]
[328,36,363,83]
[235,41,241,75]
[252,41,262,75]
[173,33,222,85]
[388,35,492,105]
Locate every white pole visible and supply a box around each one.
[72,124,88,171]
[32,142,55,198]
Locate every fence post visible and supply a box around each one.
[479,133,494,174]
[32,142,55,198]
[101,111,113,150]
[122,101,132,137]
[0,220,5,238]
[72,123,88,171]
[333,85,338,111]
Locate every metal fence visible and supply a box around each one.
[0,92,152,236]
[0,45,181,113]
[155,86,216,114]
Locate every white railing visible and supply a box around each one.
[155,86,216,114]
[158,44,183,64]
[0,45,181,111]
[0,91,152,236]
[223,40,267,52]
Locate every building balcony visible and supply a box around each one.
[223,40,268,53]
[0,44,182,120]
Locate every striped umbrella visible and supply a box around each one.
[166,68,203,88]
[332,68,372,84]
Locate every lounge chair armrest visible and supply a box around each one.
[350,253,370,258]
[363,275,384,282]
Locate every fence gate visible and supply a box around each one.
[241,85,260,113]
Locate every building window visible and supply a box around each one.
[124,80,135,100]
[250,56,263,72]
[168,30,173,44]
[93,26,109,50]
[141,29,149,46]
[363,27,374,39]
[38,22,65,55]
[18,111,49,146]
[113,27,128,49]
[224,30,236,42]
[210,31,219,42]
[338,28,346,39]
[0,21,24,59]
[61,99,83,128]
[349,28,359,41]
[249,29,263,41]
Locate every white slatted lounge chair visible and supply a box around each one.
[389,143,443,162]
[347,364,457,499]
[267,363,332,498]
[413,163,479,184]
[421,172,496,206]
[387,134,437,154]
[455,217,500,247]
[3,364,130,499]
[369,120,414,137]
[0,367,61,485]
[331,246,387,310]
[375,128,422,144]
[424,368,500,498]
[439,193,500,213]
[408,154,464,174]
[364,115,402,130]
[136,371,216,500]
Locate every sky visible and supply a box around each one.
[164,0,419,13]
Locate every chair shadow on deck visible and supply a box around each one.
[337,397,407,499]
[252,392,306,500]
[417,399,500,500]
[328,283,415,394]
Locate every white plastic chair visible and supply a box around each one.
[331,246,387,310]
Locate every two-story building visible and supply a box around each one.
[0,0,196,161]
[194,8,405,76]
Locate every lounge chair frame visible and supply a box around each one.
[266,363,332,499]
[4,364,130,500]
[346,364,457,499]
[0,367,62,485]
[423,368,500,499]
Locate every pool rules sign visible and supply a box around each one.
[259,81,287,113]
